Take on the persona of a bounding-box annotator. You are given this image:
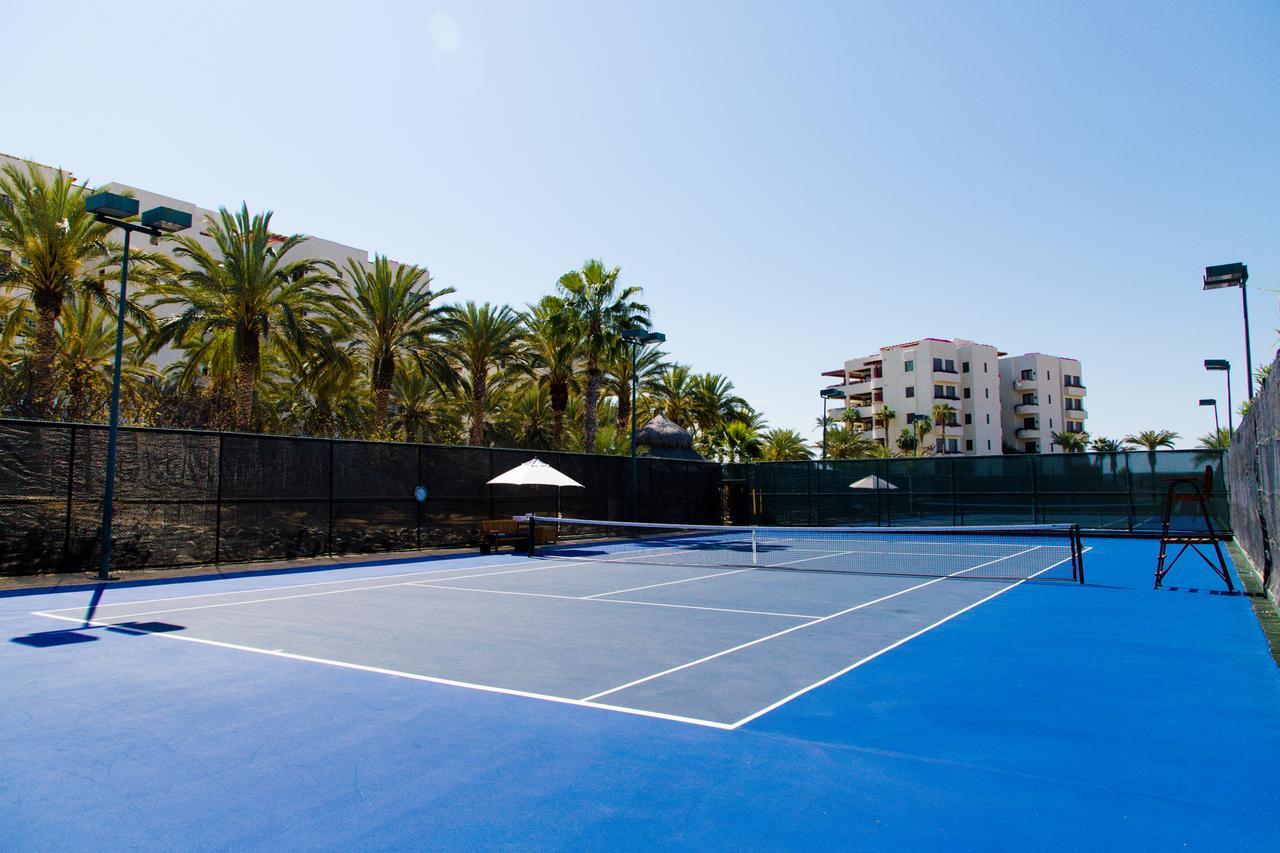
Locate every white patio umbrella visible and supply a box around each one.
[487,457,584,517]
[850,474,898,526]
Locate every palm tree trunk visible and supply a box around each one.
[31,304,59,416]
[470,377,486,445]
[617,382,631,434]
[583,364,602,453]
[372,357,394,436]
[234,358,256,431]
[550,379,568,449]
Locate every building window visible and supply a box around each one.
[932,357,942,371]
[936,438,945,452]
[945,359,955,372]
[984,388,989,399]
[983,362,988,373]
[985,414,990,424]
[1023,417,1037,429]
[1048,394,1052,404]
[963,387,971,399]
[1049,418,1054,428]
[1047,370,1052,380]
[1020,369,1033,380]
[987,439,991,450]
[962,362,970,373]
[1025,441,1038,453]
[948,438,958,453]
[906,413,916,423]
[964,413,972,425]
[966,439,974,451]
[904,360,914,372]
[905,386,914,398]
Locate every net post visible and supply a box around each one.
[527,515,537,558]
[1073,524,1085,584]
[751,528,758,565]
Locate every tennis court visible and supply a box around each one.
[3,527,1278,848]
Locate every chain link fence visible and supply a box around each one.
[0,419,721,575]
[1228,351,1278,600]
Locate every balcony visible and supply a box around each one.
[1065,408,1087,420]
[1016,427,1040,439]
[1013,378,1036,392]
[1064,384,1087,396]
[1014,403,1039,416]
[932,367,959,376]
[932,391,961,402]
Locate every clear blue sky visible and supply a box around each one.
[7,1,1278,447]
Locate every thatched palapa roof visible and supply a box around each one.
[636,414,703,461]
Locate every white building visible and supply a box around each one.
[824,338,1005,456]
[997,353,1087,454]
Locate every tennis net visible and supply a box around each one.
[526,516,1084,583]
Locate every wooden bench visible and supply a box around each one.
[479,519,558,554]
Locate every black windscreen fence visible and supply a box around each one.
[724,450,1231,536]
[0,419,721,575]
[1227,351,1278,600]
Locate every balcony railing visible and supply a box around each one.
[1016,427,1041,439]
[1065,408,1087,419]
[1013,378,1036,392]
[1014,403,1039,415]
[933,392,960,401]
[932,367,959,375]
[1064,384,1087,396]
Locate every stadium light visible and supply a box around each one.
[623,328,666,521]
[1198,398,1220,438]
[1203,263,1254,400]
[1204,359,1234,438]
[86,192,193,580]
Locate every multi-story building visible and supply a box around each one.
[822,339,1087,456]
[823,338,1005,456]
[997,353,1087,454]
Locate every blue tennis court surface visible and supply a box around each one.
[3,537,1278,848]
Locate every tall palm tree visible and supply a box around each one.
[1122,430,1179,451]
[914,417,934,455]
[759,428,814,461]
[149,204,338,430]
[876,404,896,449]
[1197,428,1231,450]
[54,295,156,422]
[932,402,957,454]
[448,301,525,445]
[524,295,581,448]
[331,255,455,436]
[690,372,749,437]
[556,259,649,452]
[0,163,165,415]
[1051,430,1089,453]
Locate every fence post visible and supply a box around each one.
[1030,456,1040,524]
[806,462,814,526]
[63,424,75,570]
[326,440,335,555]
[416,445,423,551]
[1125,451,1136,534]
[950,458,959,525]
[214,433,224,564]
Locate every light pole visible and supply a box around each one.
[1204,359,1233,437]
[621,328,665,521]
[1203,263,1254,400]
[820,387,845,460]
[86,192,191,579]
[1198,398,1220,441]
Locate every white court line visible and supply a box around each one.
[35,560,582,622]
[728,547,1091,728]
[403,581,821,620]
[30,610,735,731]
[581,568,755,599]
[581,546,1042,702]
[36,556,554,615]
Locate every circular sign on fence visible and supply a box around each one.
[414,486,428,502]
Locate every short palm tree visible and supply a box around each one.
[914,417,934,455]
[1089,436,1129,453]
[524,296,581,448]
[690,372,749,437]
[876,405,896,450]
[448,302,525,445]
[0,163,165,414]
[1197,428,1231,450]
[54,295,156,422]
[556,259,649,452]
[759,428,814,461]
[1122,430,1179,451]
[826,425,877,459]
[1051,430,1089,453]
[331,255,455,436]
[650,363,697,428]
[896,426,918,456]
[707,420,762,463]
[932,402,957,454]
[149,204,338,430]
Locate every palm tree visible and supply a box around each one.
[331,255,455,436]
[448,301,525,445]
[0,163,165,415]
[555,259,649,452]
[931,402,957,454]
[896,426,918,456]
[650,363,697,428]
[875,405,896,449]
[690,372,749,437]
[913,417,934,455]
[706,420,762,463]
[1051,430,1089,453]
[524,296,581,448]
[1122,430,1179,451]
[759,428,814,461]
[54,295,156,422]
[1197,428,1231,450]
[391,363,458,443]
[826,425,878,459]
[149,204,337,430]
[1089,436,1129,453]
